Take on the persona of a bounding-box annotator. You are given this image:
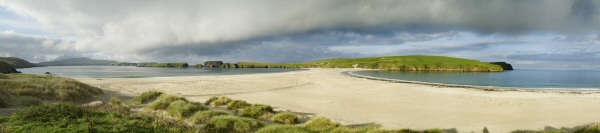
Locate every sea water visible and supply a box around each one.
[19,66,300,78]
[352,69,600,90]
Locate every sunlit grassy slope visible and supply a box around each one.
[0,74,104,108]
[237,55,504,72]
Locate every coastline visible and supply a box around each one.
[345,70,600,93]
[77,68,600,133]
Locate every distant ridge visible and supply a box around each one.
[36,57,119,66]
[0,57,38,68]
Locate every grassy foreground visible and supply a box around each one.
[236,55,504,72]
[3,90,600,132]
[0,74,104,108]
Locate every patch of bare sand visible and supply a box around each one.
[78,68,600,133]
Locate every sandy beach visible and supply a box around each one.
[78,68,600,133]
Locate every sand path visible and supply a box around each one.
[78,68,600,133]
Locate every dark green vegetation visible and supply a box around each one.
[137,62,189,68]
[0,74,103,108]
[0,62,20,74]
[37,57,119,66]
[236,55,504,72]
[0,57,38,68]
[0,103,194,132]
[488,62,514,70]
[203,115,264,133]
[204,61,224,67]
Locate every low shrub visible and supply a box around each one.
[304,117,340,131]
[108,97,130,114]
[570,122,600,133]
[211,96,232,107]
[203,115,263,133]
[146,95,187,110]
[256,125,314,133]
[271,112,299,124]
[241,104,275,119]
[205,96,219,105]
[130,91,163,105]
[191,110,230,124]
[227,100,251,110]
[0,91,11,108]
[16,96,42,106]
[166,100,206,118]
[10,103,86,122]
[2,103,196,132]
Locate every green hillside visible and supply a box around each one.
[37,58,118,66]
[237,55,504,72]
[0,57,38,68]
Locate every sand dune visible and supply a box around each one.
[78,68,600,133]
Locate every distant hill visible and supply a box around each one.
[36,58,119,66]
[0,61,20,74]
[0,57,38,68]
[235,55,505,72]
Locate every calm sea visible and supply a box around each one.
[352,69,600,90]
[19,66,300,78]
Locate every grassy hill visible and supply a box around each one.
[0,57,38,68]
[237,55,504,72]
[36,58,119,66]
[0,74,103,108]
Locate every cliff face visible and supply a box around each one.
[0,61,20,74]
[488,62,513,70]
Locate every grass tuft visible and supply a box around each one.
[241,104,274,119]
[203,115,263,133]
[205,96,219,105]
[166,100,207,118]
[130,91,163,105]
[227,100,251,110]
[190,110,230,124]
[210,96,232,107]
[146,95,187,110]
[271,112,299,125]
[256,125,314,133]
[304,117,340,131]
[0,74,103,102]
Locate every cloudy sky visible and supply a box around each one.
[1,0,599,70]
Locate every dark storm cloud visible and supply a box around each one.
[0,0,599,69]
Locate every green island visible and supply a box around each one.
[233,55,506,72]
[1,73,599,133]
[137,55,509,72]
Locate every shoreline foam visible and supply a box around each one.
[346,70,600,93]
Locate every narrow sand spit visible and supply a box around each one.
[78,68,600,133]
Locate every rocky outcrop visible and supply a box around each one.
[0,61,20,74]
[488,62,513,70]
[204,61,224,67]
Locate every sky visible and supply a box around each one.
[0,0,599,70]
